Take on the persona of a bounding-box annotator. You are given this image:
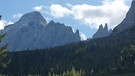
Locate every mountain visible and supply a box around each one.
[92,23,112,38]
[2,1,135,76]
[111,0,135,36]
[0,11,81,51]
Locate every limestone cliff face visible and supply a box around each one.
[0,11,81,51]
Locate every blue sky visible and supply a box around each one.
[0,0,132,40]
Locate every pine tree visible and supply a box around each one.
[0,34,10,68]
[48,72,51,76]
[0,15,10,68]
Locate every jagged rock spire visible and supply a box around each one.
[99,24,103,29]
[92,23,112,38]
[104,23,108,30]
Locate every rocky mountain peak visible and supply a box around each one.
[49,20,55,24]
[15,11,47,27]
[99,24,103,29]
[92,23,112,38]
[76,29,79,35]
[104,23,108,30]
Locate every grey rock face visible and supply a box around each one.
[0,11,80,51]
[112,1,135,35]
[92,23,112,38]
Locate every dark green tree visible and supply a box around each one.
[0,34,10,68]
[0,15,10,69]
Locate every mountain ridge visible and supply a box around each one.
[0,11,81,51]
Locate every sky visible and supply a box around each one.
[0,0,133,40]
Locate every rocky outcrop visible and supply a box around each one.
[92,23,112,38]
[0,11,81,51]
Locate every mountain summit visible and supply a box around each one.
[111,0,135,35]
[0,11,80,51]
[92,23,112,38]
[16,11,47,27]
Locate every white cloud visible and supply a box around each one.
[47,0,129,29]
[80,32,87,40]
[72,0,129,29]
[33,6,43,11]
[50,4,72,18]
[33,5,72,18]
[0,20,13,30]
[13,13,23,19]
[33,6,50,15]
[32,0,130,29]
